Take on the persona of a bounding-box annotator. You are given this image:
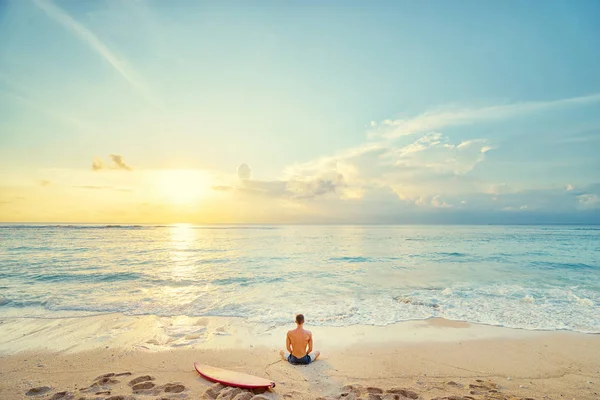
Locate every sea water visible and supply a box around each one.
[0,224,598,333]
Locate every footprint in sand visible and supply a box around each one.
[332,385,420,400]
[79,373,121,393]
[128,375,155,386]
[130,376,157,395]
[385,388,419,399]
[95,373,116,380]
[26,386,52,396]
[132,381,156,391]
[184,332,204,340]
[162,383,186,393]
[203,382,259,400]
[214,326,231,336]
[49,392,75,400]
[129,377,187,396]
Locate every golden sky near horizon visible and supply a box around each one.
[1,1,599,224]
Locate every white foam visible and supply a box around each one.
[571,294,594,307]
[521,295,534,304]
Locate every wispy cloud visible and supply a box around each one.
[0,87,92,132]
[109,154,132,171]
[578,194,600,209]
[275,93,600,209]
[92,155,132,171]
[92,158,103,171]
[213,163,345,200]
[237,164,251,180]
[75,185,113,190]
[32,0,146,94]
[284,131,491,201]
[374,93,600,139]
[74,185,132,192]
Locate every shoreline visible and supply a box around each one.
[0,308,600,354]
[1,315,599,399]
[0,312,586,355]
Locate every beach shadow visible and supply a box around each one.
[267,358,340,398]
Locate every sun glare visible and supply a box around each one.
[156,170,210,205]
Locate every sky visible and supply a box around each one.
[1,0,599,224]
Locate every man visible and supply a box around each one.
[279,314,320,365]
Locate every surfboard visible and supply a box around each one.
[194,362,276,389]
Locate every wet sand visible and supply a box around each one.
[0,315,598,400]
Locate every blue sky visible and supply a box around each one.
[0,0,599,223]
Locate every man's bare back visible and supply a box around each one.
[287,326,311,358]
[279,314,320,365]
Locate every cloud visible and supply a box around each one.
[206,95,600,223]
[32,0,147,95]
[237,163,251,180]
[39,180,51,186]
[282,131,492,204]
[74,185,132,192]
[239,180,289,197]
[212,185,232,192]
[92,158,103,171]
[92,155,132,171]
[272,93,599,213]
[286,174,345,199]
[109,154,132,170]
[578,194,600,209]
[75,185,113,190]
[456,139,482,149]
[502,205,529,212]
[566,184,574,191]
[0,196,26,204]
[415,195,453,208]
[486,183,515,195]
[372,93,600,139]
[216,164,346,200]
[431,195,453,208]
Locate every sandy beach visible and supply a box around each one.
[3,0,600,396]
[1,315,598,400]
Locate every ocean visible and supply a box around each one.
[0,224,598,333]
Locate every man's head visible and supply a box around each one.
[295,314,304,325]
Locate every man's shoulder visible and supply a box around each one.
[304,329,312,336]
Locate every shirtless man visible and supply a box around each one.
[279,314,320,365]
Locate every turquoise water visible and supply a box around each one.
[0,224,598,333]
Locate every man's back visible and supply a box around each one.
[287,327,311,358]
[280,314,320,365]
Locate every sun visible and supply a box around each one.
[156,169,210,205]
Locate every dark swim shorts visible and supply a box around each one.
[287,354,312,365]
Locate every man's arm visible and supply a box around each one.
[286,332,293,353]
[307,332,313,354]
